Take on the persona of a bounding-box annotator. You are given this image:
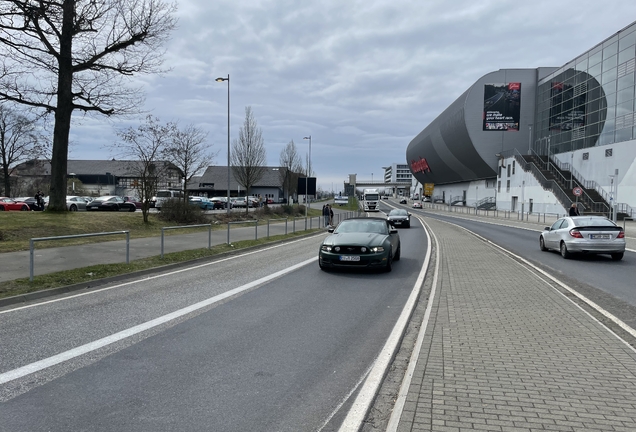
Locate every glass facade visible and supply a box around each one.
[534,22,636,156]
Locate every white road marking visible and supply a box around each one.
[0,257,316,385]
[338,215,433,432]
[1,235,323,315]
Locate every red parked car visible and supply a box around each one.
[0,197,31,211]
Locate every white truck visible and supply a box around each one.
[362,188,380,211]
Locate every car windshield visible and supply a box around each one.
[335,219,388,234]
[572,217,616,227]
[389,209,408,216]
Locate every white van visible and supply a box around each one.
[155,190,184,209]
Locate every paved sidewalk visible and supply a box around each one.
[392,217,636,431]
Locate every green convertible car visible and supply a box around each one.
[319,217,401,272]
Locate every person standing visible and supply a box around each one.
[329,204,334,226]
[322,204,330,227]
[569,203,580,216]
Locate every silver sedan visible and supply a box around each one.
[539,216,626,260]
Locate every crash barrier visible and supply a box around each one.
[30,231,130,281]
[162,224,212,259]
[421,203,563,226]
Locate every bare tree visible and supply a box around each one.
[279,139,302,203]
[0,104,47,196]
[166,124,214,203]
[114,115,175,223]
[231,106,266,214]
[0,0,177,210]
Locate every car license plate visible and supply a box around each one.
[590,234,611,239]
[340,255,360,261]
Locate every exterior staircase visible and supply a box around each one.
[475,196,496,210]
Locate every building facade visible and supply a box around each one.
[407,21,636,218]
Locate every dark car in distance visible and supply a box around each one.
[319,217,401,272]
[87,196,136,212]
[387,209,411,228]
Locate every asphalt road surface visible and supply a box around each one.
[0,221,429,431]
[379,200,636,333]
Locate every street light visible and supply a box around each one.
[216,74,231,244]
[303,135,311,217]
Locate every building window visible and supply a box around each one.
[498,181,501,193]
[605,148,613,157]
[507,164,511,177]
[512,161,516,175]
[583,152,589,160]
[506,180,510,192]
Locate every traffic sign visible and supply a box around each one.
[573,187,583,196]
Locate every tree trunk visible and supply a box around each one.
[48,0,75,212]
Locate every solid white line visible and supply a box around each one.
[385,217,440,431]
[0,257,316,385]
[338,216,432,432]
[1,235,322,315]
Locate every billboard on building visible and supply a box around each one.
[482,82,521,131]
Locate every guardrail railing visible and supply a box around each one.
[30,231,130,281]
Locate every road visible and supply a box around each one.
[0,218,429,431]
[379,200,636,332]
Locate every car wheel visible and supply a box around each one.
[385,252,393,272]
[611,252,624,261]
[394,244,401,261]
[560,242,571,259]
[0,206,4,211]
[21,205,29,211]
[539,236,547,251]
[69,204,77,212]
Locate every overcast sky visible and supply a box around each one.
[67,0,636,193]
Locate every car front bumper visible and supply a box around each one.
[319,251,389,269]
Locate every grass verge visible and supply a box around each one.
[0,230,320,300]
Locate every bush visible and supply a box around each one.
[157,199,209,224]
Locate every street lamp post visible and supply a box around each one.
[216,74,230,244]
[303,136,311,217]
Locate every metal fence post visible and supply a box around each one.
[285,218,288,235]
[126,232,130,264]
[29,239,34,282]
[208,225,212,249]
[161,228,165,259]
[227,222,231,245]
[255,220,258,240]
[267,219,270,238]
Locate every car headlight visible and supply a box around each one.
[370,246,385,252]
[321,245,332,252]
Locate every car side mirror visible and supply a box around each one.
[408,213,412,216]
[328,227,335,233]
[544,227,550,231]
[389,227,398,234]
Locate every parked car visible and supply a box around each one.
[387,209,411,228]
[232,197,247,208]
[422,197,431,202]
[86,196,136,212]
[412,202,422,209]
[188,196,214,210]
[399,198,407,204]
[539,216,626,260]
[123,196,143,209]
[66,195,88,211]
[319,217,401,272]
[210,197,231,209]
[0,197,31,211]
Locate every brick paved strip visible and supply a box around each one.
[403,217,636,432]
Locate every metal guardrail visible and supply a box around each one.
[162,224,212,259]
[30,231,130,281]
